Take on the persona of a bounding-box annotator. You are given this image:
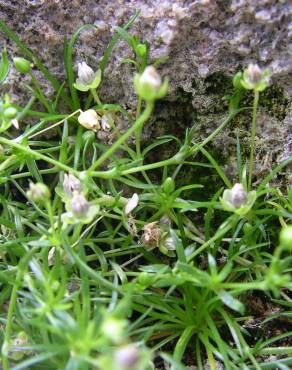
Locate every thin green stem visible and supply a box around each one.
[89,108,245,179]
[88,101,154,172]
[90,89,102,105]
[29,72,53,113]
[248,90,259,190]
[135,96,142,156]
[189,108,247,157]
[187,217,236,262]
[0,136,78,176]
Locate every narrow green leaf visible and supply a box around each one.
[0,48,9,84]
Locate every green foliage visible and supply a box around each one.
[0,14,291,370]
[0,49,9,84]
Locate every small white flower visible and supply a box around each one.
[27,182,50,202]
[229,183,247,208]
[241,63,270,91]
[77,62,95,86]
[63,173,82,196]
[220,183,256,216]
[78,109,100,131]
[245,64,262,85]
[115,345,140,368]
[139,66,162,91]
[71,192,89,218]
[134,65,168,101]
[124,193,139,215]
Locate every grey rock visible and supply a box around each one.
[1,0,291,183]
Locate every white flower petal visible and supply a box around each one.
[124,193,139,215]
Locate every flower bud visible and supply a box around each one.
[220,184,256,215]
[279,226,292,251]
[101,317,126,343]
[232,71,243,89]
[140,66,161,91]
[138,272,154,286]
[229,183,247,208]
[78,109,100,131]
[63,173,82,196]
[3,107,17,119]
[136,43,147,57]
[241,63,270,91]
[74,63,102,92]
[82,130,95,144]
[124,193,139,215]
[134,66,168,101]
[246,64,262,84]
[13,57,31,74]
[70,192,89,218]
[115,345,140,369]
[77,62,95,86]
[27,182,50,203]
[162,177,175,194]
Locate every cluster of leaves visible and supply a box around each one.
[0,12,292,370]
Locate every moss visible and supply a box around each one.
[260,84,289,121]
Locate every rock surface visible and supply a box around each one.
[1,0,292,183]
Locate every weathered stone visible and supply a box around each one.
[1,0,291,183]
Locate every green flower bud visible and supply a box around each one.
[136,43,147,57]
[138,272,154,286]
[27,182,50,203]
[279,226,292,251]
[243,222,253,235]
[82,130,95,144]
[3,107,17,119]
[162,177,175,194]
[13,57,31,74]
[232,71,243,89]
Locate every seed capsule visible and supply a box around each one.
[13,57,31,74]
[78,109,100,131]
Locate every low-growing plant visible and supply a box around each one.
[0,12,291,370]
